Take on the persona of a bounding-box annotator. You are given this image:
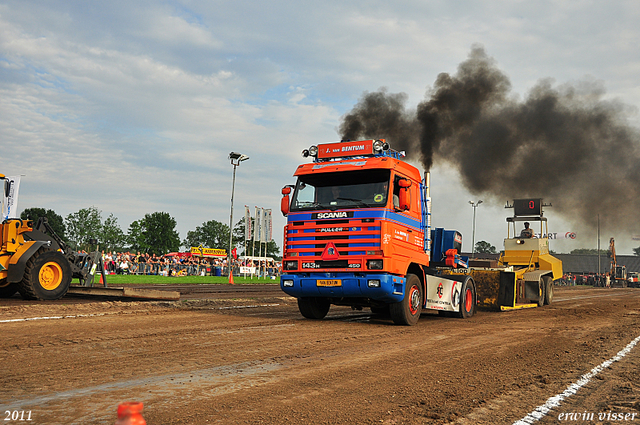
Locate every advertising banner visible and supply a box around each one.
[190,247,227,257]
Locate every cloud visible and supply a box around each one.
[1,0,640,254]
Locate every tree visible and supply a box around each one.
[474,241,497,254]
[127,219,145,252]
[65,206,103,251]
[634,246,640,256]
[138,212,180,255]
[20,207,67,241]
[183,219,230,251]
[100,213,127,252]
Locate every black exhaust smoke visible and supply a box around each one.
[339,46,640,236]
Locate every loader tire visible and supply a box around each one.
[543,275,553,305]
[0,282,19,298]
[458,278,476,319]
[390,274,422,326]
[18,249,72,300]
[298,297,330,320]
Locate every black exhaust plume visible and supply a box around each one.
[339,45,640,235]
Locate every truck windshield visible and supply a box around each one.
[291,169,391,211]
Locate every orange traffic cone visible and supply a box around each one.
[115,402,146,425]
[99,274,103,285]
[229,269,235,285]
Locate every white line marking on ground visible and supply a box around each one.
[0,313,109,323]
[513,333,640,424]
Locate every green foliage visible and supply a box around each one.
[127,219,144,251]
[100,213,127,252]
[65,206,103,251]
[136,212,181,255]
[20,207,67,241]
[474,240,497,254]
[183,219,230,251]
[64,206,127,252]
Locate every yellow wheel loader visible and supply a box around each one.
[0,174,72,300]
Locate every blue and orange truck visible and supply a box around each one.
[279,139,562,325]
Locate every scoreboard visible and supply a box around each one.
[513,198,542,217]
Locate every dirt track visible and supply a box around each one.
[1,285,640,424]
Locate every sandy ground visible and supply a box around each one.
[1,285,639,424]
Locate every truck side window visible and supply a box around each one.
[392,176,402,210]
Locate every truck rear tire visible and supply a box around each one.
[390,274,422,326]
[298,297,330,320]
[18,249,72,300]
[458,278,476,319]
[543,275,553,305]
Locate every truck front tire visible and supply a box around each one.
[298,297,330,320]
[390,274,422,326]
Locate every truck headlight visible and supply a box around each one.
[284,261,298,270]
[367,279,381,288]
[282,280,294,287]
[367,259,383,270]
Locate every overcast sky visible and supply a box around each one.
[2,1,640,254]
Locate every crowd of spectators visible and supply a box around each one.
[100,251,280,277]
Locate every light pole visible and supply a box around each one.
[228,152,249,282]
[469,200,483,257]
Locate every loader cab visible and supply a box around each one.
[500,198,562,280]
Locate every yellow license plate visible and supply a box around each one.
[317,279,342,287]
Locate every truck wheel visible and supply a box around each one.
[390,274,422,326]
[543,275,553,305]
[537,277,546,307]
[18,249,72,300]
[458,278,476,319]
[298,297,330,320]
[0,282,18,298]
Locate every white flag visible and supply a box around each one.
[253,206,260,242]
[266,209,272,241]
[2,176,21,221]
[244,206,252,241]
[260,208,267,243]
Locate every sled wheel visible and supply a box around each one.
[298,297,330,320]
[390,274,422,326]
[543,275,553,305]
[537,277,546,307]
[19,249,72,300]
[458,278,476,319]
